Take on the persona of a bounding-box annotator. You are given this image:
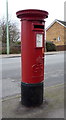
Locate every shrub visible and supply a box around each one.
[2,42,21,54]
[46,41,56,52]
[10,45,21,54]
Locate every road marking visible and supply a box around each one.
[2,83,64,102]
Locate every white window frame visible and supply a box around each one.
[57,36,60,41]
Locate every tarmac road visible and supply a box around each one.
[2,51,64,98]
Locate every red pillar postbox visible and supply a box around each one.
[16,9,48,107]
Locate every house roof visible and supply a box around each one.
[46,19,66,31]
[57,20,66,26]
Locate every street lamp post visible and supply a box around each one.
[6,0,9,54]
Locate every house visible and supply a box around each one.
[46,19,66,51]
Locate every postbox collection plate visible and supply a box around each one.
[36,34,43,47]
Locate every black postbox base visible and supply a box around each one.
[21,82,44,107]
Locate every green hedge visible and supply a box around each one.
[2,42,21,54]
[46,41,56,52]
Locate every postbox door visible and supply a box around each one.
[32,24,44,83]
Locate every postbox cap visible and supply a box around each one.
[16,9,48,21]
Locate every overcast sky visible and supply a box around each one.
[0,0,65,29]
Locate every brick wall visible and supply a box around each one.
[56,45,66,51]
[46,22,66,46]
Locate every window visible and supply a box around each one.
[57,36,60,41]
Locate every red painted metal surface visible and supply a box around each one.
[16,9,48,84]
[16,9,48,20]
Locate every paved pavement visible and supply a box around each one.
[2,84,64,118]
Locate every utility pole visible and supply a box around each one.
[6,0,9,54]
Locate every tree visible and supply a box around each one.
[0,18,20,44]
[0,18,21,54]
